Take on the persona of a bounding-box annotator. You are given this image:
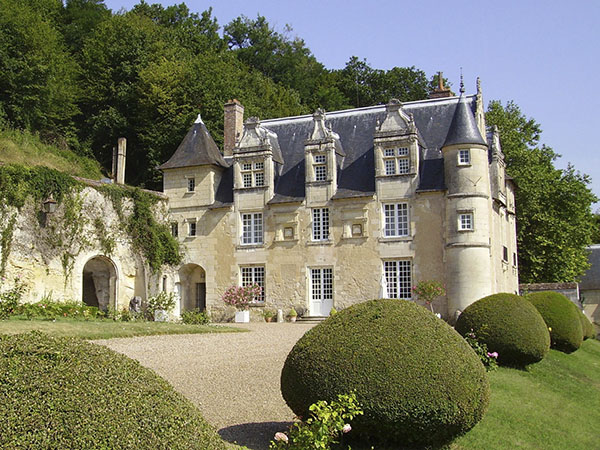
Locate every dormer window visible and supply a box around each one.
[458,149,471,165]
[314,154,327,181]
[241,162,265,188]
[383,147,410,175]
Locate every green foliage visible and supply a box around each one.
[411,279,445,312]
[17,295,98,321]
[486,101,597,283]
[180,308,210,325]
[576,308,596,340]
[455,293,550,366]
[463,330,499,371]
[281,299,489,446]
[147,291,177,318]
[526,291,583,353]
[270,392,363,450]
[592,212,600,244]
[0,275,27,319]
[0,331,226,449]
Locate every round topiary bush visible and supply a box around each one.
[0,332,225,449]
[576,308,596,340]
[526,291,583,353]
[455,293,550,366]
[281,299,489,447]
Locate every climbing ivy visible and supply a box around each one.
[0,164,181,278]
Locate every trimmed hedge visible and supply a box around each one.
[0,332,225,449]
[455,293,550,366]
[576,308,596,340]
[281,299,490,447]
[526,291,583,353]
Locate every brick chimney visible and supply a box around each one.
[428,71,452,99]
[224,99,244,157]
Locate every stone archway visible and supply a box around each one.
[82,256,117,311]
[178,264,206,312]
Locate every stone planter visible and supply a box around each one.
[235,310,250,323]
[289,316,297,323]
[154,309,168,322]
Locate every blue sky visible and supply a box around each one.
[105,0,600,210]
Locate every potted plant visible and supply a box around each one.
[147,292,176,322]
[222,284,262,323]
[288,307,298,322]
[262,308,276,323]
[411,280,446,315]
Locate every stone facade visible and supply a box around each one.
[160,82,519,321]
[580,245,600,322]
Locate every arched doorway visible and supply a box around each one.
[178,264,206,312]
[82,256,117,311]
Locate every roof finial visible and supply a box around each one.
[459,68,465,94]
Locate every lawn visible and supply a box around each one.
[0,316,241,340]
[452,339,600,449]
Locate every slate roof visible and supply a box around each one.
[580,245,600,290]
[159,115,228,170]
[443,94,487,147]
[172,95,483,205]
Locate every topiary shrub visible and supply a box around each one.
[526,291,583,353]
[0,332,225,449]
[455,293,550,366]
[576,308,596,340]
[281,299,489,447]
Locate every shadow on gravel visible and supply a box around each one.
[219,421,293,449]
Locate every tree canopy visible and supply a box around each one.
[486,101,597,283]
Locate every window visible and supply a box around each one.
[313,154,327,181]
[458,212,473,231]
[188,221,197,237]
[171,222,178,237]
[311,268,333,303]
[458,149,470,165]
[312,208,330,241]
[241,161,265,188]
[187,177,195,192]
[503,246,509,262]
[383,260,412,299]
[241,266,265,303]
[382,147,410,175]
[383,203,409,237]
[241,212,263,245]
[513,252,517,266]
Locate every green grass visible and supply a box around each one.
[452,339,600,449]
[0,128,103,179]
[0,316,241,340]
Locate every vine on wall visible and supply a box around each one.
[0,164,181,278]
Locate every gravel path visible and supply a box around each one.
[96,323,315,449]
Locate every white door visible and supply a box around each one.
[310,268,333,316]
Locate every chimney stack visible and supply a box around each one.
[428,71,452,99]
[116,137,126,184]
[224,99,244,157]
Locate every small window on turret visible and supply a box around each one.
[458,212,473,231]
[458,149,471,165]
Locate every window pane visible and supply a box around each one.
[315,165,327,181]
[397,158,409,174]
[397,260,412,299]
[459,149,470,164]
[188,177,195,192]
[254,213,263,244]
[242,163,252,171]
[384,148,395,157]
[243,173,252,188]
[311,269,322,300]
[384,261,398,298]
[384,260,411,299]
[323,268,333,300]
[397,204,408,236]
[397,147,409,156]
[254,161,264,170]
[384,204,396,237]
[242,214,252,243]
[254,171,264,186]
[385,159,396,175]
[314,154,326,164]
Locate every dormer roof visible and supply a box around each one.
[236,117,284,164]
[159,114,228,170]
[442,94,486,148]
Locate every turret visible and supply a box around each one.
[442,80,492,318]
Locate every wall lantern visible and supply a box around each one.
[42,194,58,214]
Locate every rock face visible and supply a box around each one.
[1,186,170,312]
[280,299,490,446]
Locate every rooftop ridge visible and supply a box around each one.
[262,94,473,126]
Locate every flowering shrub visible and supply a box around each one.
[147,292,177,319]
[18,297,98,320]
[222,284,262,310]
[412,280,445,313]
[0,275,28,319]
[464,330,498,371]
[270,392,363,449]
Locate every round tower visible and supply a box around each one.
[442,84,492,318]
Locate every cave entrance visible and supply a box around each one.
[82,256,117,311]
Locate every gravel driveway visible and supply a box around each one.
[97,323,315,449]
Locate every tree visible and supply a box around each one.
[486,100,598,283]
[592,211,600,244]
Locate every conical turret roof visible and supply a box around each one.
[159,114,228,170]
[442,94,486,148]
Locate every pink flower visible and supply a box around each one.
[274,432,288,442]
[342,424,352,433]
[487,352,498,359]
